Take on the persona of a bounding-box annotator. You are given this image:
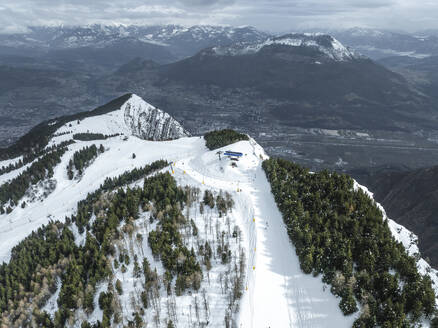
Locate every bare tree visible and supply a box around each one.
[202,288,210,323]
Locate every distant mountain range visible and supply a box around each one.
[1,25,438,172]
[0,24,268,71]
[104,33,434,132]
[4,24,438,61]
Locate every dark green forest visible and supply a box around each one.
[0,140,74,177]
[263,158,436,327]
[73,133,120,141]
[204,129,249,150]
[0,142,73,212]
[67,144,104,179]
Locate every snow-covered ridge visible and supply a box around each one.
[0,24,268,49]
[211,33,359,61]
[55,94,190,141]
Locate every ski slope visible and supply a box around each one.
[1,94,436,326]
[0,133,353,327]
[172,140,355,328]
[1,134,436,326]
[0,136,203,263]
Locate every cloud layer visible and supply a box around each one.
[0,0,437,33]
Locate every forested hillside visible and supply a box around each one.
[363,165,438,269]
[0,160,168,326]
[263,158,437,327]
[0,157,245,327]
[0,141,74,212]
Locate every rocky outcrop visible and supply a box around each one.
[122,94,190,141]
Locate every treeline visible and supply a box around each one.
[0,140,74,176]
[0,160,168,327]
[67,144,104,179]
[0,146,70,212]
[74,159,168,233]
[263,158,436,327]
[204,129,249,150]
[73,133,120,141]
[74,160,169,233]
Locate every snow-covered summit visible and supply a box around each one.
[211,33,359,61]
[56,94,190,141]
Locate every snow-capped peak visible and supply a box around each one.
[121,94,190,140]
[3,24,268,50]
[211,33,359,61]
[56,94,190,141]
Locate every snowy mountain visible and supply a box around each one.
[0,95,437,327]
[136,33,432,134]
[55,94,190,141]
[211,33,359,61]
[0,24,268,59]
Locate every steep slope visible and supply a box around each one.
[361,165,438,268]
[54,94,190,141]
[379,55,438,101]
[0,93,189,160]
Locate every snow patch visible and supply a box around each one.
[42,277,62,318]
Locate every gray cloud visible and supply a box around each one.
[0,0,437,34]
[177,0,236,8]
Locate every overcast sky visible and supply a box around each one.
[0,0,437,34]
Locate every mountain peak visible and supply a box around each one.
[52,94,190,141]
[122,94,190,140]
[210,33,360,61]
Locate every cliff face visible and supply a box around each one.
[122,94,190,140]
